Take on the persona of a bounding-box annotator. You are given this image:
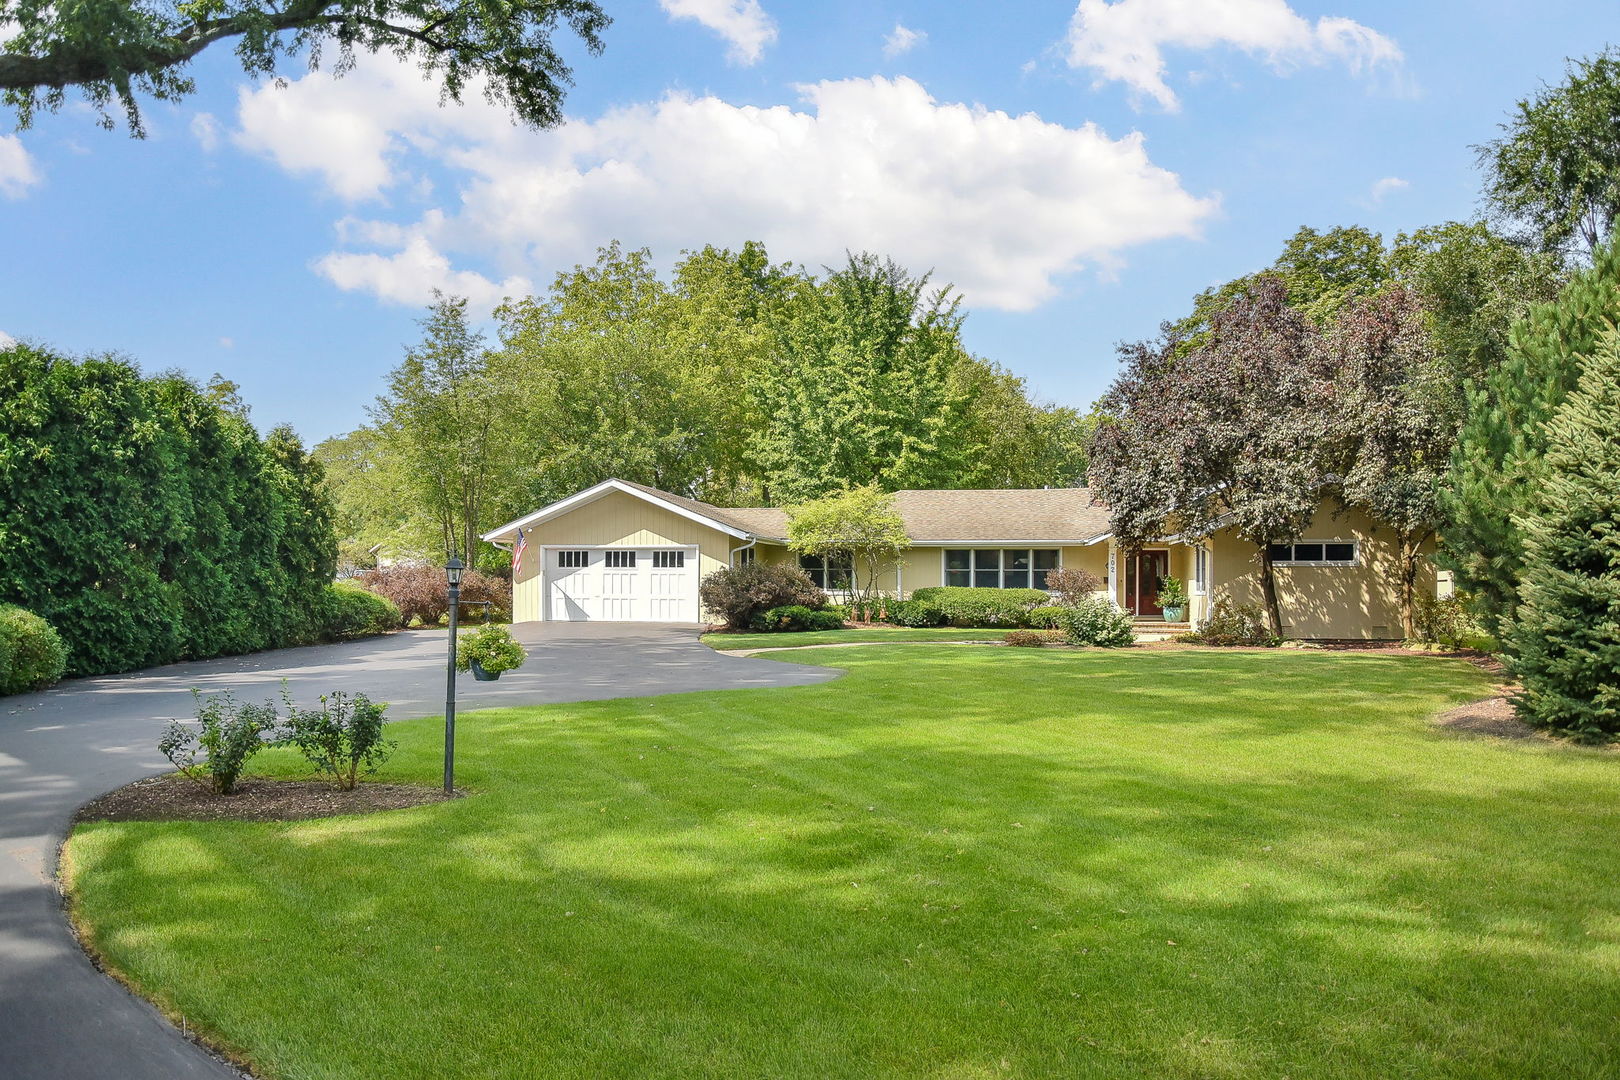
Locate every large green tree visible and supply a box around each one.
[1441,235,1620,635]
[371,293,510,564]
[0,0,608,135]
[1478,47,1620,258]
[750,253,978,502]
[1502,326,1620,740]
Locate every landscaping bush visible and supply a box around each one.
[908,587,1049,628]
[884,598,945,627]
[356,564,511,626]
[1026,605,1066,629]
[0,345,337,676]
[319,583,402,640]
[158,689,278,795]
[699,564,827,630]
[1184,600,1279,647]
[1054,598,1136,647]
[1042,567,1103,607]
[750,605,845,632]
[1410,594,1481,651]
[1005,629,1067,647]
[280,690,394,790]
[0,604,68,695]
[456,624,527,675]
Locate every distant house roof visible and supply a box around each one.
[484,479,1114,546]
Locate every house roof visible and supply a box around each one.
[484,479,1114,546]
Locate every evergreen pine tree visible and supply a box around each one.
[1503,327,1620,740]
[1441,235,1620,635]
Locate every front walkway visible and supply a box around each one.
[0,624,837,1080]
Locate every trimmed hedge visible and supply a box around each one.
[908,587,1050,628]
[884,598,945,627]
[319,583,402,640]
[0,345,337,676]
[750,605,845,632]
[0,604,68,694]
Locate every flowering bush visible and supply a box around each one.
[1054,598,1136,648]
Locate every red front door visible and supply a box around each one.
[1125,550,1171,617]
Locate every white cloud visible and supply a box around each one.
[0,330,16,348]
[1366,175,1409,205]
[883,23,926,58]
[219,336,235,349]
[235,64,1216,312]
[316,234,532,309]
[1066,0,1403,111]
[191,112,222,152]
[0,135,41,199]
[658,0,777,65]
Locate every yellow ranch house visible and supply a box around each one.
[483,479,1437,639]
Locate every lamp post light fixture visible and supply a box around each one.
[443,556,465,795]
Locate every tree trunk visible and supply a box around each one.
[1397,531,1430,640]
[1257,545,1285,637]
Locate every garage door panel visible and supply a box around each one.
[542,547,696,623]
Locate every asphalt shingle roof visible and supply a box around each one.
[619,481,1111,543]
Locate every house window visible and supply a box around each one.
[944,549,1061,589]
[557,550,588,569]
[1193,546,1209,594]
[799,553,852,590]
[735,547,756,567]
[605,550,637,568]
[652,550,685,569]
[1267,541,1357,566]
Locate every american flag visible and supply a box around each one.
[511,527,528,579]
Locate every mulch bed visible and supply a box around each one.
[1433,695,1541,740]
[76,775,457,823]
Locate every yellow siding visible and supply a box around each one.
[511,490,741,622]
[1207,502,1436,639]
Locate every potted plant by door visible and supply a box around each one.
[1156,575,1189,623]
[456,624,527,681]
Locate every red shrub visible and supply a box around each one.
[356,564,511,626]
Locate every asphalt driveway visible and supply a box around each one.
[0,623,837,1080]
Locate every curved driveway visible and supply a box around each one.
[0,623,837,1080]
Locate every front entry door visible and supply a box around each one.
[1125,550,1171,617]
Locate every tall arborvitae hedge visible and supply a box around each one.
[1441,236,1620,635]
[1504,327,1620,739]
[0,344,336,676]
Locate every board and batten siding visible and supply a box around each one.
[511,490,737,622]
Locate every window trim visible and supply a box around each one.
[557,549,589,569]
[652,550,685,569]
[1192,545,1209,594]
[1267,540,1359,567]
[939,548,1063,590]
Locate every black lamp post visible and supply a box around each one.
[443,556,465,795]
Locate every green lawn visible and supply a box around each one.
[702,626,1011,649]
[65,648,1620,1080]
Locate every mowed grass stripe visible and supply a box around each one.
[64,647,1620,1080]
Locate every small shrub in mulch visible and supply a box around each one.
[76,775,457,823]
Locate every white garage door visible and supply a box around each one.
[543,546,699,623]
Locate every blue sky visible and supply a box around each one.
[1,1,1614,445]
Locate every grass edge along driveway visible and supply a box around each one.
[701,626,1011,650]
[64,646,1620,1080]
